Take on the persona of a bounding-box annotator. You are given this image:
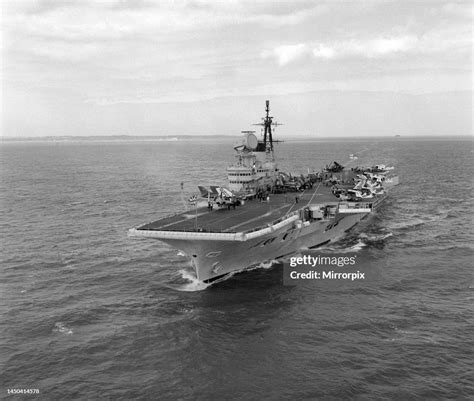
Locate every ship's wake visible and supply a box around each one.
[359,232,393,241]
[317,229,394,252]
[311,238,367,253]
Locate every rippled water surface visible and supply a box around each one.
[1,138,473,400]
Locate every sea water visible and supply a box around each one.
[1,138,473,399]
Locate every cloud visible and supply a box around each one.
[262,44,309,65]
[265,36,420,64]
[29,41,101,62]
[311,35,419,60]
[3,0,322,44]
[310,28,472,61]
[368,36,417,55]
[312,44,335,59]
[2,0,472,138]
[440,2,474,18]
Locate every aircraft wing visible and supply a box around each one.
[221,188,235,198]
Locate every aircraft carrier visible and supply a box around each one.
[129,101,399,283]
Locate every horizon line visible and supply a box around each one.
[1,133,472,142]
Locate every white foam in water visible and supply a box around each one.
[387,215,444,231]
[317,240,366,253]
[254,260,277,270]
[359,232,393,241]
[349,239,367,251]
[173,269,212,292]
[53,322,73,335]
[326,240,367,253]
[171,260,279,291]
[231,259,278,275]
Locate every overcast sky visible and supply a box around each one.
[1,0,472,137]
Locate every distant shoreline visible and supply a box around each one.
[0,135,232,142]
[1,134,472,143]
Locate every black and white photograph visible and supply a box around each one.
[1,1,473,399]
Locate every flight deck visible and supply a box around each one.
[137,184,338,234]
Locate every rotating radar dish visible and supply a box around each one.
[245,133,258,150]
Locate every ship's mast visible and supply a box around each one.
[254,100,281,159]
[263,100,273,153]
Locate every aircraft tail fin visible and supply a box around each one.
[210,186,220,196]
[198,186,210,197]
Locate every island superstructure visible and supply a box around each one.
[129,101,399,283]
[226,100,280,196]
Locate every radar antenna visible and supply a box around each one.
[253,100,283,155]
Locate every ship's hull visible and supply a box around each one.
[129,185,393,283]
[153,210,369,282]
